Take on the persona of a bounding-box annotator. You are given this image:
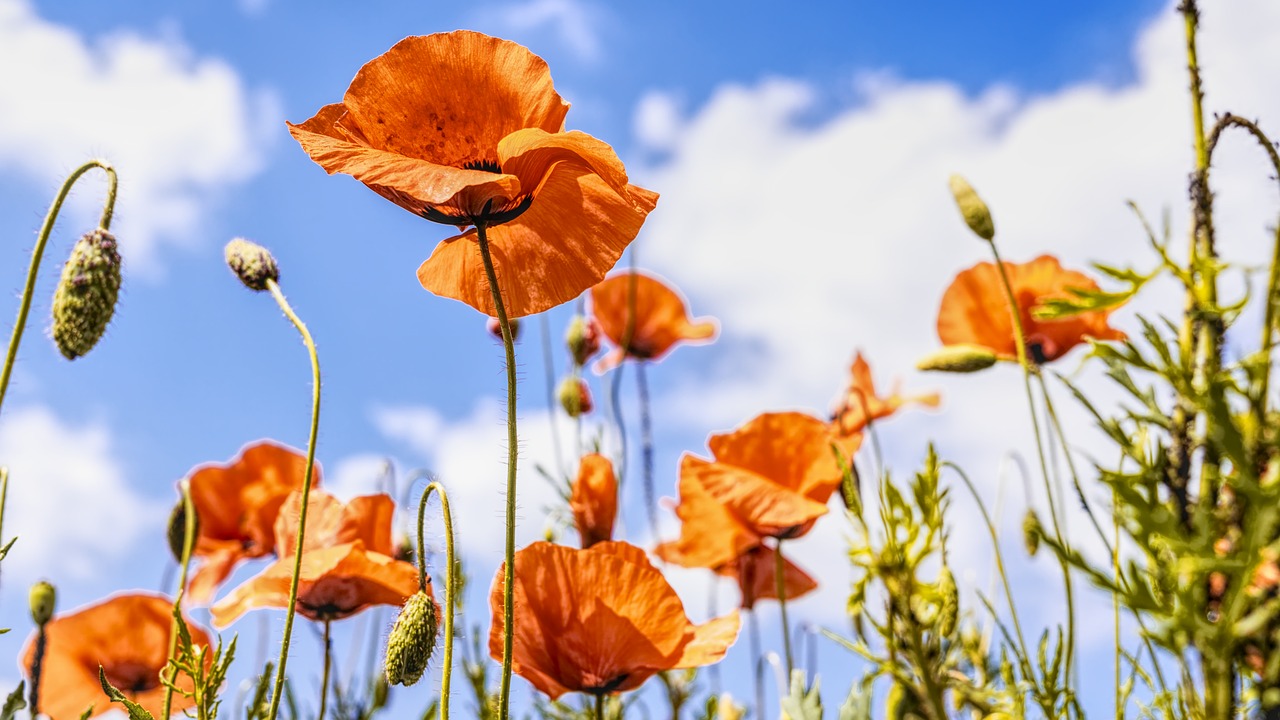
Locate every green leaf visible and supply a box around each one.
[98,666,156,720]
[780,671,822,720]
[0,683,26,720]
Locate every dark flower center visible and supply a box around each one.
[463,158,503,174]
[104,661,159,694]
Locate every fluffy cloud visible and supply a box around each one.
[0,0,279,271]
[477,0,604,63]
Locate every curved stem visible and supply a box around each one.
[161,481,197,719]
[474,224,519,720]
[318,620,332,720]
[415,479,457,720]
[774,540,794,676]
[264,278,322,720]
[0,159,117,420]
[636,362,658,542]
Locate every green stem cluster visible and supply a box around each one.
[161,481,198,719]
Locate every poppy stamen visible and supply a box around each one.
[463,158,503,174]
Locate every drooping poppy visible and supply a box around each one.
[186,441,322,603]
[288,31,658,318]
[20,593,210,720]
[489,541,739,699]
[830,351,939,446]
[936,255,1125,363]
[590,271,716,372]
[211,490,420,626]
[717,544,818,611]
[569,453,617,548]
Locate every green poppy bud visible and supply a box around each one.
[385,591,439,686]
[29,581,56,626]
[225,238,279,291]
[916,344,999,373]
[948,174,995,241]
[51,229,122,360]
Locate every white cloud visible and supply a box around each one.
[634,90,684,152]
[0,405,162,584]
[481,0,603,63]
[0,0,279,272]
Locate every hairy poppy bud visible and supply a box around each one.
[1023,510,1042,556]
[839,460,861,514]
[936,566,958,637]
[916,344,998,373]
[166,498,199,563]
[51,229,122,360]
[948,174,995,241]
[558,377,593,417]
[29,581,56,626]
[385,591,439,686]
[225,238,280,291]
[565,315,601,366]
[486,316,521,342]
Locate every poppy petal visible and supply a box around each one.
[683,455,830,536]
[590,272,716,370]
[673,612,741,669]
[497,128,632,202]
[707,412,842,502]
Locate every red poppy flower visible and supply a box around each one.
[590,271,716,372]
[186,441,321,603]
[210,490,419,626]
[288,31,658,318]
[489,541,739,699]
[937,255,1125,363]
[830,351,939,443]
[20,593,210,720]
[570,453,617,548]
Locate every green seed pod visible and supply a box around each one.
[51,228,122,360]
[29,581,56,626]
[166,498,200,563]
[948,174,996,241]
[385,591,439,686]
[1023,510,1042,557]
[224,238,279,291]
[915,344,999,373]
[936,565,958,637]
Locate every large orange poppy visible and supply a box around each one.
[937,255,1125,363]
[186,441,321,603]
[489,541,739,699]
[830,352,939,444]
[569,453,617,548]
[590,271,716,372]
[20,593,210,720]
[211,490,419,626]
[288,31,658,318]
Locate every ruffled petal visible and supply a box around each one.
[707,412,842,502]
[683,456,830,537]
[498,128,632,202]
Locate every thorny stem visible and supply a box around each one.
[161,481,198,719]
[0,159,117,421]
[474,223,519,720]
[987,242,1076,679]
[636,361,658,542]
[416,479,457,720]
[318,620,332,720]
[775,540,794,676]
[264,278,322,720]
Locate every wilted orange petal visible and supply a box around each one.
[590,272,716,371]
[417,170,658,318]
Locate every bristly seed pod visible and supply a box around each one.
[166,498,200,563]
[948,174,996,242]
[1023,510,1043,557]
[916,344,999,373]
[51,229,122,360]
[29,581,56,626]
[224,238,280,291]
[385,591,439,686]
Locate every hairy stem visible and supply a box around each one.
[416,480,457,720]
[161,481,197,719]
[318,620,332,720]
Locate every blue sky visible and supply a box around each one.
[0,0,1278,717]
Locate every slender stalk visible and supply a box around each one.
[594,692,605,720]
[1113,488,1122,720]
[264,278,322,720]
[0,467,8,589]
[161,481,197,719]
[750,609,764,720]
[0,160,117,419]
[636,362,658,541]
[775,540,794,676]
[540,314,567,479]
[1038,373,1111,556]
[28,627,45,718]
[474,223,519,720]
[416,480,457,720]
[608,361,628,484]
[318,620,332,720]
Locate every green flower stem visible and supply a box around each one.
[636,361,658,542]
[594,692,604,720]
[0,467,8,588]
[416,480,457,720]
[749,609,764,720]
[0,159,117,420]
[161,481,197,719]
[1036,373,1111,556]
[774,540,794,676]
[474,223,519,720]
[539,314,567,479]
[987,242,1076,679]
[318,619,332,720]
[264,278,322,720]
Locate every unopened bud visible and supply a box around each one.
[225,238,279,291]
[29,581,56,626]
[558,377,593,417]
[839,461,861,514]
[51,229,122,360]
[1023,510,1042,556]
[916,344,999,373]
[565,315,602,366]
[948,174,995,241]
[372,676,390,709]
[486,316,521,342]
[166,498,200,563]
[936,566,958,637]
[385,591,439,686]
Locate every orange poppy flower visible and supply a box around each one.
[211,490,419,626]
[718,545,818,611]
[590,271,716,372]
[830,351,940,443]
[21,593,210,720]
[570,453,617,548]
[937,255,1125,363]
[489,541,739,699]
[655,462,761,571]
[186,441,322,603]
[288,31,658,318]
